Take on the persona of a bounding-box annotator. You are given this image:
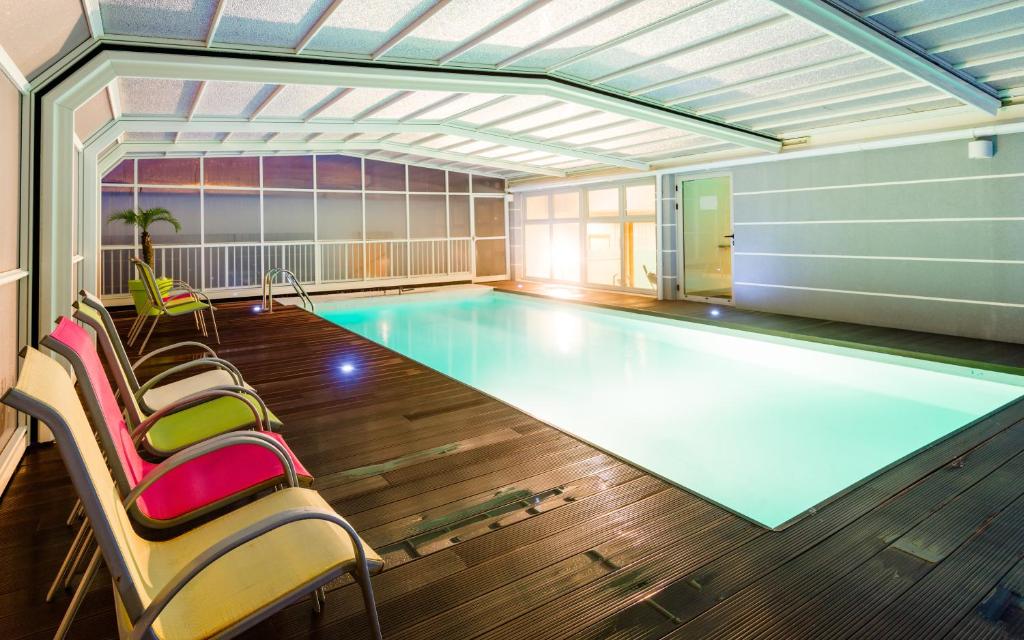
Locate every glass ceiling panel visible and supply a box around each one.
[605,18,824,94]
[418,134,472,149]
[408,93,504,120]
[494,103,593,133]
[194,81,280,118]
[906,7,1024,52]
[178,132,226,141]
[563,122,666,146]
[590,129,686,151]
[451,0,620,65]
[446,140,502,155]
[388,132,438,145]
[306,0,433,54]
[101,0,219,41]
[863,0,1006,34]
[368,90,457,119]
[765,97,960,137]
[937,32,1024,68]
[119,78,200,116]
[125,131,176,142]
[529,112,628,140]
[228,131,273,141]
[257,84,338,119]
[316,88,398,119]
[751,85,945,131]
[476,145,533,158]
[615,136,719,157]
[216,0,335,48]
[557,0,782,82]
[456,95,557,126]
[383,0,531,60]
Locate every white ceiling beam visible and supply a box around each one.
[594,14,790,85]
[249,84,286,120]
[304,87,353,121]
[513,110,603,137]
[438,0,555,65]
[121,138,567,176]
[0,44,29,92]
[106,81,122,118]
[186,81,207,120]
[206,0,228,46]
[496,0,643,69]
[897,0,1023,38]
[861,0,923,15]
[354,90,412,120]
[475,99,561,129]
[296,0,348,53]
[400,92,465,121]
[768,0,1001,115]
[546,0,731,72]
[372,0,452,60]
[698,68,899,116]
[80,0,104,38]
[109,117,651,169]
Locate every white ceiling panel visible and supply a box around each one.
[383,0,532,60]
[193,81,280,118]
[314,87,398,119]
[101,0,220,41]
[119,78,201,116]
[215,0,336,48]
[256,84,339,119]
[305,0,434,54]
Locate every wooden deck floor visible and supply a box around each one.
[2,288,1024,639]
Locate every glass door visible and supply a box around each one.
[678,176,733,301]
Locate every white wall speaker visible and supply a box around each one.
[968,138,994,159]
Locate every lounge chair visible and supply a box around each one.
[2,348,383,640]
[46,317,282,457]
[130,257,220,354]
[77,289,253,413]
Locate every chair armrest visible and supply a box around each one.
[132,341,219,369]
[131,387,268,445]
[135,359,244,400]
[123,432,299,511]
[128,506,375,640]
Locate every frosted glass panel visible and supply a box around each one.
[101,186,135,245]
[263,190,314,241]
[472,174,505,194]
[138,188,201,244]
[205,157,259,187]
[525,225,550,279]
[551,222,580,282]
[588,188,618,217]
[586,223,621,286]
[103,159,134,184]
[449,195,470,236]
[526,195,549,220]
[475,239,506,277]
[448,171,469,192]
[365,193,407,239]
[365,159,406,191]
[318,192,363,241]
[317,155,362,190]
[409,194,446,238]
[263,156,314,189]
[204,189,260,243]
[553,191,579,219]
[626,184,656,217]
[625,221,657,291]
[409,166,446,192]
[474,197,505,237]
[138,158,200,186]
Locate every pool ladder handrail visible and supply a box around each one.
[262,268,315,313]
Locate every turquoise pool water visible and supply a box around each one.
[317,289,1023,529]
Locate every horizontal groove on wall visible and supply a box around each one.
[734,252,1024,265]
[735,217,1024,226]
[734,171,1024,196]
[735,282,1024,309]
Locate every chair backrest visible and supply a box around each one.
[77,290,141,391]
[132,258,166,312]
[2,348,152,621]
[42,317,148,495]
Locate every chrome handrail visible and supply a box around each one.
[262,268,315,313]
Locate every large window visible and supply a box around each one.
[520,180,656,292]
[99,156,507,296]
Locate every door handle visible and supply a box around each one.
[723,234,735,239]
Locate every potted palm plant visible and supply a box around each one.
[108,206,182,268]
[109,207,182,312]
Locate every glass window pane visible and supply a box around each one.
[409,166,445,192]
[317,192,363,241]
[625,221,657,291]
[447,171,469,192]
[138,158,200,186]
[316,155,362,190]
[588,188,619,217]
[263,190,314,241]
[365,159,406,191]
[472,174,504,194]
[473,197,504,237]
[365,193,407,239]
[553,191,579,219]
[526,195,549,220]
[138,188,201,244]
[409,194,446,238]
[101,186,135,245]
[263,156,314,189]
[449,195,470,237]
[524,225,550,279]
[626,184,656,216]
[102,159,134,184]
[586,223,621,287]
[204,157,259,187]
[551,222,580,282]
[204,189,260,243]
[475,239,506,277]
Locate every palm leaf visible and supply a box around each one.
[144,208,182,233]
[107,209,141,226]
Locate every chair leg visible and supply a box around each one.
[138,316,160,355]
[126,314,146,346]
[65,498,82,527]
[46,521,89,602]
[207,307,221,344]
[356,570,383,640]
[53,548,101,640]
[63,533,93,589]
[197,310,208,337]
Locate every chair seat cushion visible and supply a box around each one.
[144,396,283,455]
[135,432,311,523]
[141,369,254,412]
[141,488,382,640]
